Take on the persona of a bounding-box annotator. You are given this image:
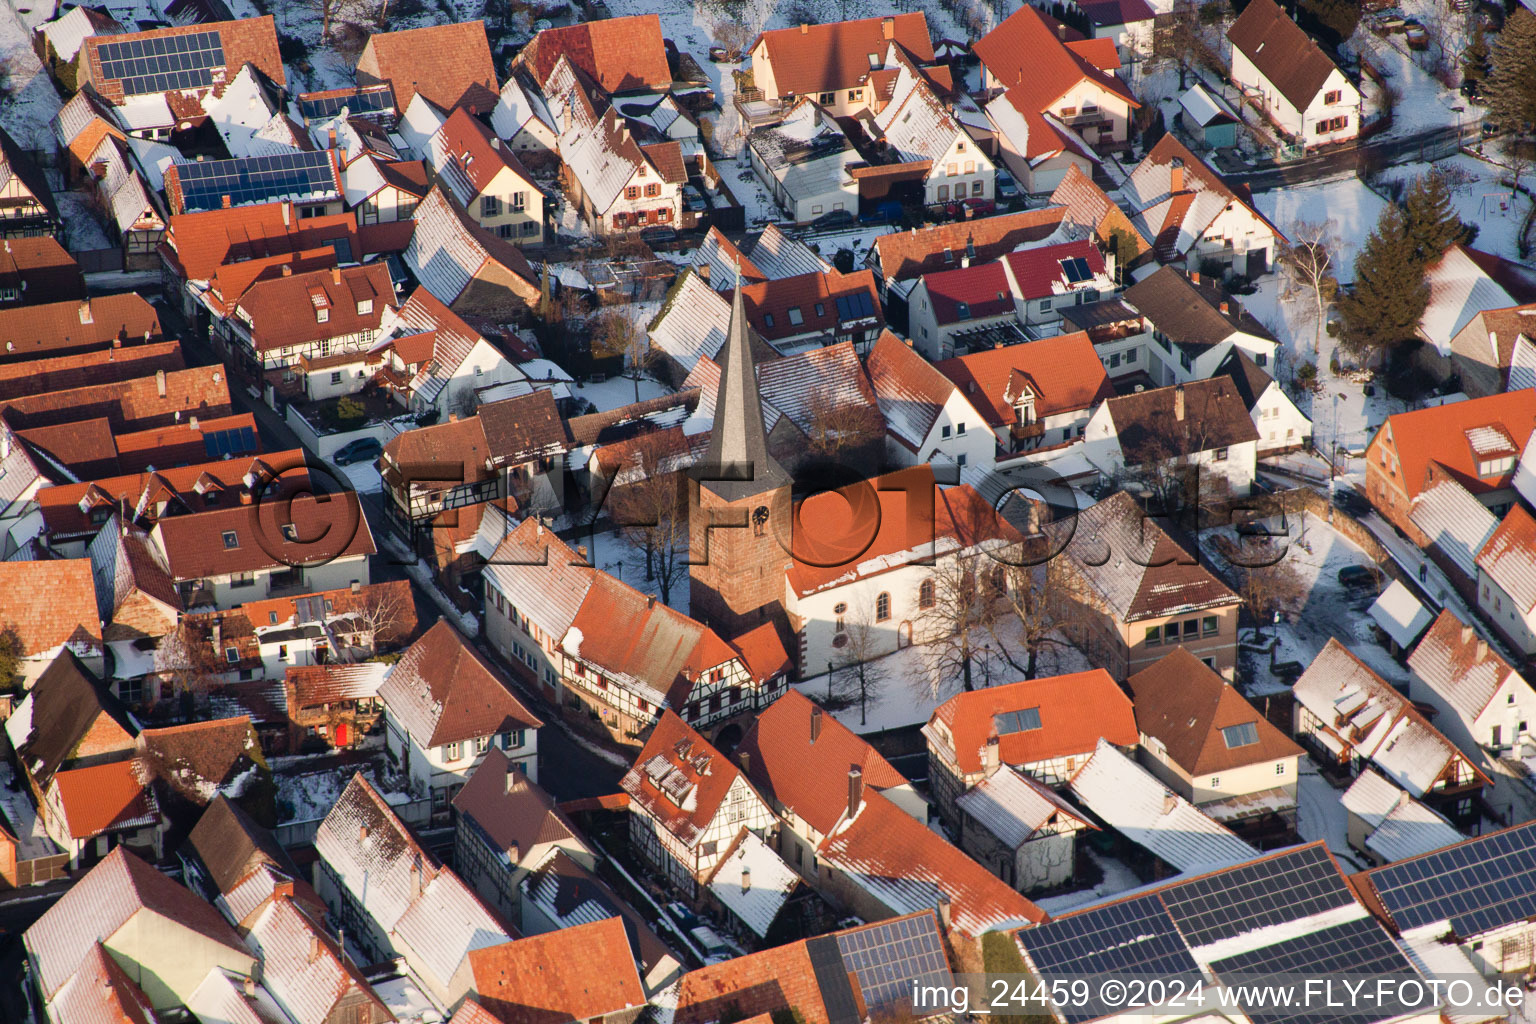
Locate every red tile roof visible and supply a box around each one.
[1049,164,1151,251]
[38,449,305,539]
[975,6,1135,108]
[378,619,541,746]
[137,716,263,807]
[50,759,157,839]
[620,711,748,848]
[0,293,161,362]
[1476,504,1536,613]
[357,21,498,114]
[81,16,283,105]
[1003,240,1106,299]
[934,332,1114,428]
[162,203,397,285]
[1,365,232,433]
[111,413,262,475]
[236,263,394,352]
[736,269,884,341]
[676,945,828,1024]
[434,107,538,198]
[738,690,909,834]
[0,339,182,403]
[0,236,84,304]
[922,260,1014,325]
[754,14,935,97]
[873,207,1068,283]
[1129,647,1302,775]
[517,14,673,93]
[0,559,102,657]
[730,620,792,682]
[788,466,1023,596]
[928,669,1137,774]
[1373,390,1536,501]
[151,490,376,580]
[817,786,1044,933]
[18,418,120,479]
[467,917,645,1024]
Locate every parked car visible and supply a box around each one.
[682,185,708,213]
[334,437,383,465]
[811,209,856,231]
[690,925,732,965]
[961,197,997,218]
[1337,565,1379,589]
[860,200,904,223]
[996,171,1020,201]
[1333,487,1373,519]
[640,225,679,249]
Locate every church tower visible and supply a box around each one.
[689,265,794,641]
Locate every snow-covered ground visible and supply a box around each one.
[0,0,64,152]
[1297,762,1363,869]
[573,374,672,413]
[1377,154,1532,264]
[1357,27,1468,138]
[1033,849,1146,915]
[582,525,691,617]
[273,759,409,823]
[336,458,383,494]
[1253,175,1389,286]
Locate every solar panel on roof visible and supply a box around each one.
[176,151,339,213]
[835,291,875,321]
[1158,845,1354,948]
[835,917,952,1017]
[1018,894,1201,1024]
[297,87,397,122]
[1060,258,1085,283]
[97,30,224,97]
[1369,822,1536,935]
[1208,916,1417,1024]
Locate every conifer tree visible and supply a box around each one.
[1485,8,1536,138]
[1402,170,1468,267]
[1462,18,1491,93]
[1337,204,1429,360]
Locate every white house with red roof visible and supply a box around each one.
[933,332,1115,464]
[873,55,995,208]
[1475,505,1536,657]
[975,7,1138,189]
[620,711,777,897]
[783,466,1024,675]
[1121,135,1284,276]
[427,107,546,246]
[378,619,542,813]
[1228,0,1361,149]
[866,330,995,470]
[906,241,1114,359]
[748,14,936,118]
[371,286,524,416]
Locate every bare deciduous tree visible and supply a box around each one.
[919,553,1006,696]
[830,599,890,726]
[1281,219,1340,363]
[1236,538,1307,638]
[606,432,691,606]
[992,555,1092,680]
[713,20,753,60]
[804,383,885,461]
[346,583,414,651]
[589,309,651,402]
[154,618,227,710]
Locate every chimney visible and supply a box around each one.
[189,416,198,430]
[331,266,341,286]
[738,750,751,775]
[282,203,290,227]
[506,767,527,794]
[351,580,361,593]
[1219,301,1230,314]
[243,974,257,997]
[1169,157,1184,194]
[577,544,589,562]
[222,194,232,209]
[359,824,369,841]
[327,126,337,150]
[309,935,323,962]
[78,300,93,325]
[409,858,423,898]
[1174,383,1185,422]
[982,734,1000,773]
[281,265,292,276]
[273,880,295,901]
[936,893,952,931]
[1057,22,1066,39]
[742,866,752,893]
[1163,791,1179,815]
[847,766,864,819]
[1476,639,1489,660]
[810,705,823,743]
[1190,271,1200,285]
[156,369,167,398]
[240,491,254,505]
[800,22,809,33]
[507,841,520,862]
[1461,625,1474,645]
[212,621,222,651]
[882,16,895,38]
[1,432,9,460]
[448,412,459,423]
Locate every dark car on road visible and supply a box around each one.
[1337,565,1378,589]
[334,437,383,465]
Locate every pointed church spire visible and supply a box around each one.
[700,261,789,501]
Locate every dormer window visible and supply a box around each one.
[1014,388,1037,425]
[316,307,329,323]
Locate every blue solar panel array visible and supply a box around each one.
[97,31,224,96]
[1208,916,1418,1024]
[1018,894,1202,1023]
[1159,845,1355,948]
[203,426,257,458]
[1059,256,1095,283]
[177,152,338,213]
[298,86,396,122]
[834,915,952,1015]
[835,290,876,322]
[1368,822,1536,936]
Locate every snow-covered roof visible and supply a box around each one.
[313,775,433,936]
[187,967,291,1024]
[116,93,174,131]
[491,70,556,141]
[43,8,123,63]
[649,271,732,372]
[747,99,860,203]
[205,64,294,160]
[391,870,511,988]
[1340,768,1403,832]
[1408,478,1498,580]
[1407,610,1521,724]
[1367,579,1432,650]
[397,92,450,161]
[1067,739,1257,872]
[1421,246,1517,356]
[401,186,495,307]
[874,57,966,166]
[1366,796,1461,864]
[123,136,181,192]
[483,521,593,642]
[706,830,798,938]
[955,765,1088,848]
[1179,84,1239,128]
[746,223,831,280]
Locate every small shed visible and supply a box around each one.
[1178,84,1240,150]
[1368,579,1433,655]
